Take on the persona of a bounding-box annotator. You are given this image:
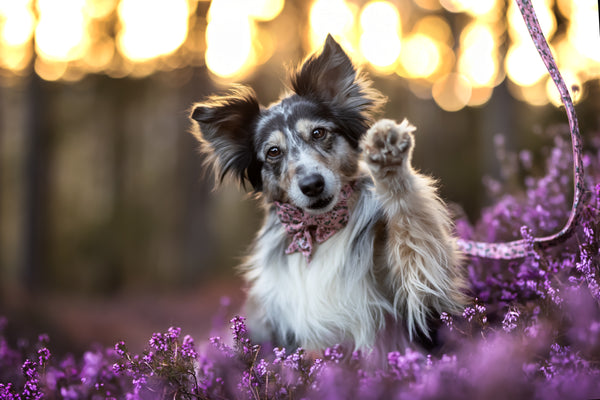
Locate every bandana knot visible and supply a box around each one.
[274,183,355,264]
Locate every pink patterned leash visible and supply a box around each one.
[456,0,585,259]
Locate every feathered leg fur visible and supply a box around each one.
[362,119,467,339]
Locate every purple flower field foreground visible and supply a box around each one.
[2,125,600,399]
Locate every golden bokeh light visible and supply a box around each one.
[205,14,254,79]
[458,23,498,88]
[34,56,68,81]
[0,0,597,110]
[463,0,497,17]
[440,0,499,16]
[432,73,472,112]
[1,46,31,72]
[508,80,549,106]
[554,36,599,86]
[309,0,355,52]
[413,16,453,46]
[508,0,556,43]
[359,1,400,32]
[359,31,401,71]
[248,0,285,21]
[413,0,442,11]
[359,1,401,71]
[35,0,87,62]
[208,0,284,22]
[567,3,600,63]
[460,23,495,53]
[505,41,550,87]
[460,51,497,87]
[83,36,115,72]
[1,1,35,47]
[439,0,467,13]
[85,0,117,19]
[399,34,440,79]
[117,0,189,62]
[0,1,34,73]
[468,86,493,107]
[205,0,284,80]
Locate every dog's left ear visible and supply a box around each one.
[290,34,385,147]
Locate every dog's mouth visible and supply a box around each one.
[307,196,334,211]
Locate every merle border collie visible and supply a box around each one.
[190,35,467,355]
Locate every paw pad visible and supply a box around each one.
[363,119,415,170]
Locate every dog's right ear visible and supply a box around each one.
[190,86,263,190]
[290,34,385,148]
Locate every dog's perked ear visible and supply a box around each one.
[190,86,263,190]
[290,34,385,148]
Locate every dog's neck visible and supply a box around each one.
[274,183,356,263]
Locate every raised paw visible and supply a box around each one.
[363,119,416,173]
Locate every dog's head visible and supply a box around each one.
[190,35,384,213]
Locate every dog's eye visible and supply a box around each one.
[266,146,281,158]
[311,128,328,140]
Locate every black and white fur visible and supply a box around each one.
[190,35,467,354]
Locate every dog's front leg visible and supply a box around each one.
[362,119,466,340]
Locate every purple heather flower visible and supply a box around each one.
[519,150,533,169]
[323,344,344,364]
[309,358,324,379]
[132,376,146,391]
[167,326,181,341]
[455,218,474,240]
[149,332,169,352]
[254,359,268,377]
[426,354,433,368]
[440,312,453,330]
[0,383,18,400]
[181,335,197,360]
[112,362,124,374]
[462,306,476,322]
[283,347,304,370]
[388,348,423,379]
[114,341,127,357]
[37,347,50,366]
[60,386,79,400]
[37,334,49,345]
[273,347,286,364]
[142,350,154,364]
[22,359,37,378]
[502,308,520,332]
[230,316,248,342]
[81,351,104,385]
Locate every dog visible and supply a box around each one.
[190,35,467,355]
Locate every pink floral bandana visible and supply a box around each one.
[274,183,355,263]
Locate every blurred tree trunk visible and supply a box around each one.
[179,68,218,283]
[21,74,51,292]
[105,77,130,292]
[0,84,3,257]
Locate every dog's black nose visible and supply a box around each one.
[299,174,325,197]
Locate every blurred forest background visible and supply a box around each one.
[0,0,599,353]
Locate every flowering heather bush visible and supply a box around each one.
[1,125,600,399]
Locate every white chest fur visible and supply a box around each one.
[243,190,394,351]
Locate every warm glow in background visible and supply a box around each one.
[1,0,598,110]
[0,0,598,350]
